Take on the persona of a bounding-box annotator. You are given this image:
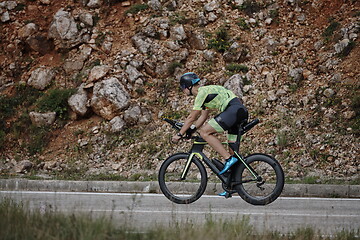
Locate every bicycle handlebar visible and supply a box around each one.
[163,118,183,131]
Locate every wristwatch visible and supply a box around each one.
[177,132,183,137]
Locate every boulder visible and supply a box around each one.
[224,74,244,99]
[63,60,84,73]
[126,65,142,82]
[18,23,39,38]
[170,25,187,41]
[334,39,350,54]
[1,11,10,23]
[107,116,126,133]
[68,86,88,117]
[124,105,141,124]
[87,0,102,8]
[90,77,130,120]
[124,105,152,125]
[288,68,303,82]
[204,1,219,12]
[48,9,83,49]
[188,30,207,50]
[27,67,55,90]
[29,112,56,126]
[148,0,161,10]
[88,65,111,83]
[79,12,93,26]
[14,160,33,173]
[132,34,151,54]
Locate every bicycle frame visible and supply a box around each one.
[182,136,260,188]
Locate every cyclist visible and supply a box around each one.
[172,72,249,196]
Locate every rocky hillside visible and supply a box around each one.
[0,0,359,183]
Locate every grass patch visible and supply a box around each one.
[237,17,250,30]
[168,61,182,75]
[1,199,359,240]
[322,21,340,38]
[225,63,249,74]
[125,4,149,15]
[35,88,76,120]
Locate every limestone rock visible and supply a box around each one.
[18,23,38,38]
[107,116,126,133]
[48,9,84,49]
[90,77,130,120]
[170,25,187,41]
[14,160,33,173]
[124,105,142,125]
[224,74,244,99]
[68,86,89,117]
[88,65,111,83]
[29,112,56,126]
[87,0,102,8]
[27,67,55,90]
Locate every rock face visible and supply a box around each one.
[224,74,244,99]
[48,9,84,49]
[68,86,88,117]
[29,112,56,126]
[90,77,130,120]
[27,67,55,90]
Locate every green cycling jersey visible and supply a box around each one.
[193,85,237,112]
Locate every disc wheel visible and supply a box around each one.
[158,153,207,204]
[234,154,284,205]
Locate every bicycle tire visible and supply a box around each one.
[234,154,284,205]
[158,153,207,204]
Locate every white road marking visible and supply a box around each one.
[1,191,360,202]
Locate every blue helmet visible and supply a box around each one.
[179,72,200,90]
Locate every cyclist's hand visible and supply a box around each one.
[172,134,182,143]
[184,126,196,139]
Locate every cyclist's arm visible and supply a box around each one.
[179,109,201,135]
[194,110,209,129]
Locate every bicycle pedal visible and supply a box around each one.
[225,192,232,198]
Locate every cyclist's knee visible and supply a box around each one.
[199,125,215,138]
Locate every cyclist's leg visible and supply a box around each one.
[227,104,249,152]
[199,123,231,159]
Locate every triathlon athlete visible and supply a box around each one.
[172,72,249,195]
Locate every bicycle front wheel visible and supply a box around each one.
[158,153,207,204]
[234,154,284,205]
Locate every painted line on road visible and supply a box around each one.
[1,191,360,202]
[62,208,360,219]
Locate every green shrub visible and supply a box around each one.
[125,4,149,15]
[237,18,250,30]
[168,62,182,75]
[225,64,249,73]
[322,21,340,38]
[208,27,231,53]
[27,126,51,155]
[0,130,5,150]
[0,85,42,131]
[240,0,262,16]
[169,13,188,25]
[35,88,76,120]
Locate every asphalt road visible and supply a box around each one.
[1,191,359,235]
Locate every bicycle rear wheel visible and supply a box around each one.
[234,154,284,205]
[158,153,207,204]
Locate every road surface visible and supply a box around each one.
[1,191,359,235]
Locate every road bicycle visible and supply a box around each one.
[158,118,284,205]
